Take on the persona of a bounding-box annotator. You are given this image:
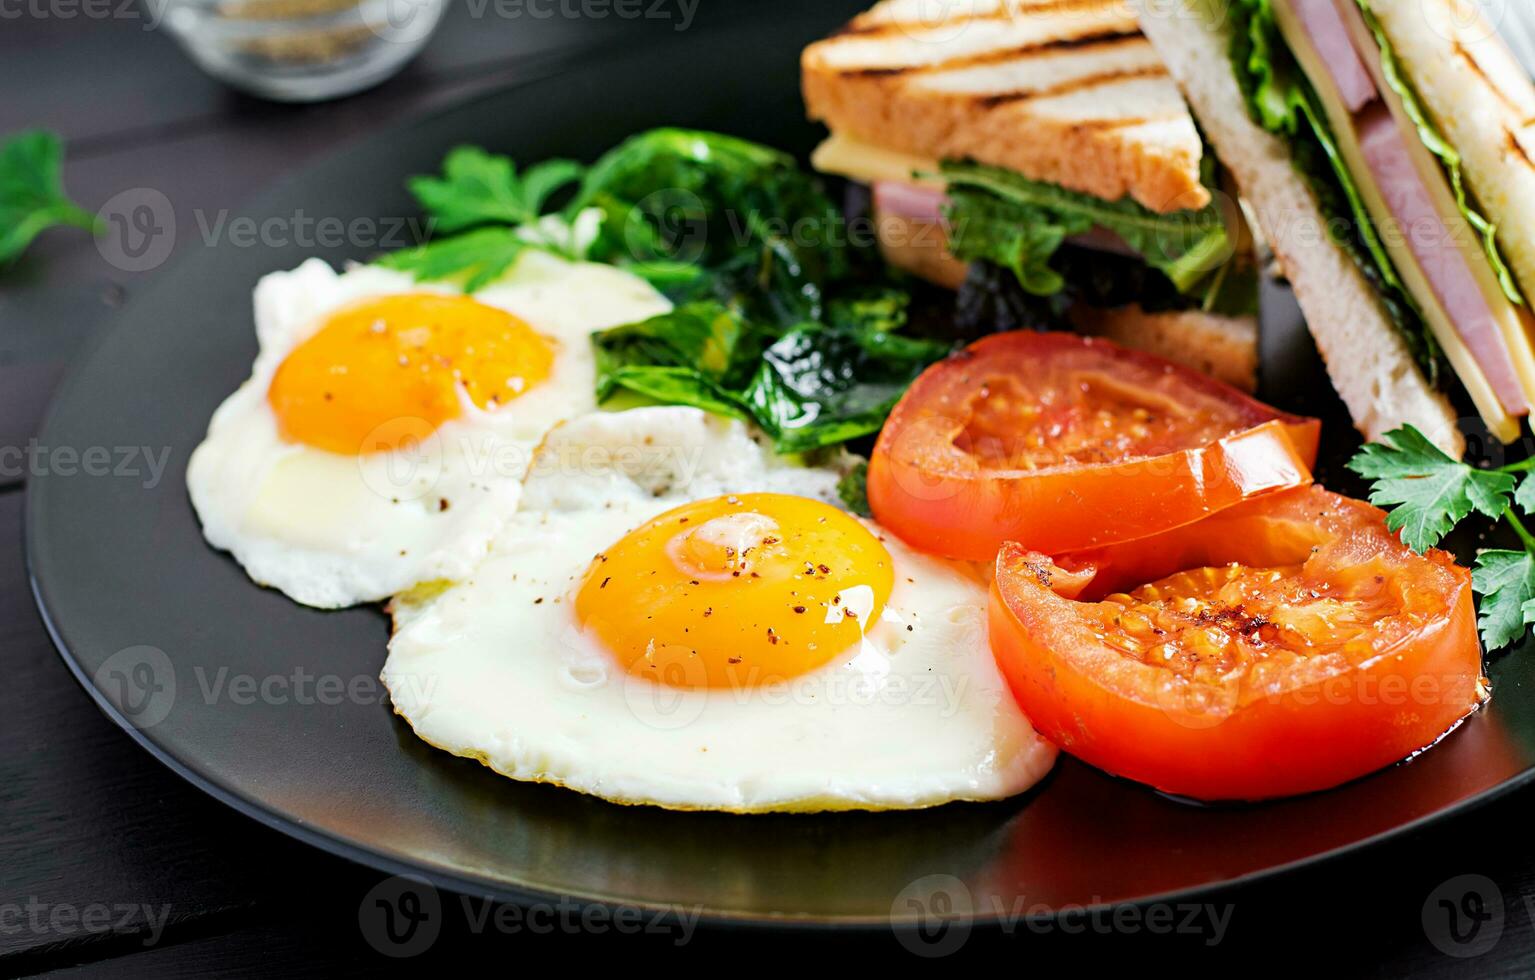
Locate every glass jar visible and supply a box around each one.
[158,0,448,102]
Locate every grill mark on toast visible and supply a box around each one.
[1508,128,1535,171]
[837,0,1123,40]
[1453,42,1529,118]
[839,28,1144,78]
[1065,115,1158,131]
[971,64,1169,108]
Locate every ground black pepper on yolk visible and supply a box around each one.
[574,492,895,689]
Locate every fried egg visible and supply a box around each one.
[382,407,1057,812]
[188,251,670,607]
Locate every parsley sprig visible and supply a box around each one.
[1,129,98,264]
[1348,425,1535,650]
[378,145,588,288]
[404,145,584,234]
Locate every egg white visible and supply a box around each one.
[187,251,671,608]
[382,406,1058,813]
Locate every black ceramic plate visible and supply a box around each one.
[28,5,1535,926]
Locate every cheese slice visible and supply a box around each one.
[810,133,945,190]
[1272,0,1530,441]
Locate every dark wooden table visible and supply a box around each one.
[4,3,1535,974]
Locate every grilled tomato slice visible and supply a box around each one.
[988,486,1485,801]
[867,332,1320,559]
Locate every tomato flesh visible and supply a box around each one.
[988,486,1485,801]
[868,332,1321,559]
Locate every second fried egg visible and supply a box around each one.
[382,407,1058,812]
[188,252,670,608]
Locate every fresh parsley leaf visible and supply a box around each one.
[406,146,584,234]
[376,227,528,292]
[1473,550,1535,651]
[519,159,587,216]
[838,461,870,518]
[1515,473,1535,518]
[1346,425,1514,552]
[0,129,98,264]
[385,147,592,289]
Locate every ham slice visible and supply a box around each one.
[1354,104,1529,412]
[1287,0,1530,414]
[873,180,946,225]
[1291,0,1376,112]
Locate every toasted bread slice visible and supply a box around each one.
[1370,1,1535,308]
[1066,304,1258,392]
[877,212,1259,390]
[802,0,1210,213]
[1135,0,1462,456]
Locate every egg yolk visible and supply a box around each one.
[575,493,895,689]
[267,293,554,455]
